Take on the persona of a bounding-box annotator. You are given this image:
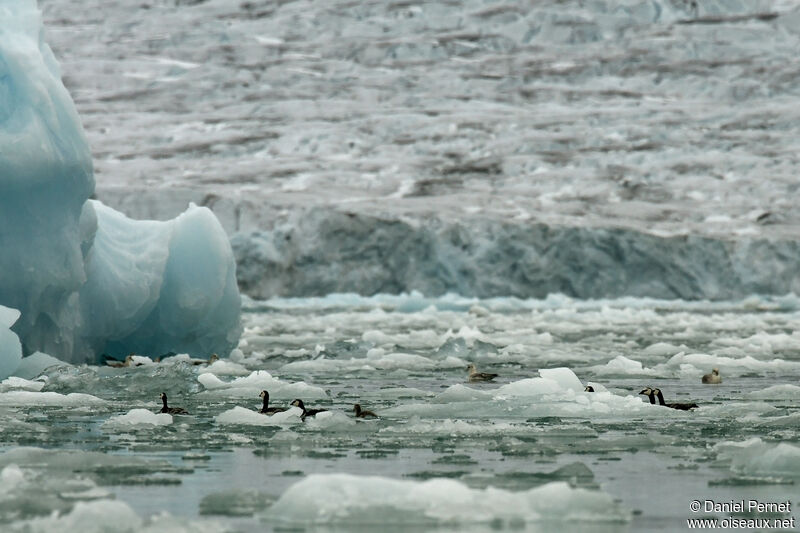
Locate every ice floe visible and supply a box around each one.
[102,409,173,429]
[198,370,327,400]
[0,390,105,407]
[214,405,303,426]
[714,438,800,477]
[266,473,630,525]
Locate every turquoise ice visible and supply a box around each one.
[0,0,241,367]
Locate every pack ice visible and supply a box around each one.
[0,0,241,374]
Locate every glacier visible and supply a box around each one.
[232,209,800,300]
[0,0,241,372]
[41,0,800,302]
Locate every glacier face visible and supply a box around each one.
[232,208,800,300]
[0,0,241,366]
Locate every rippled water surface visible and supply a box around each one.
[2,294,799,531]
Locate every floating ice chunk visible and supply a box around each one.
[0,305,22,380]
[0,390,105,407]
[0,462,115,525]
[588,355,659,376]
[714,438,800,477]
[19,500,143,533]
[198,369,280,390]
[80,201,242,361]
[643,342,686,357]
[434,384,492,403]
[0,464,25,491]
[281,350,454,373]
[198,359,249,376]
[0,2,242,364]
[495,367,583,397]
[379,417,521,436]
[713,330,800,355]
[215,405,302,426]
[538,368,585,392]
[389,382,653,419]
[747,384,800,400]
[12,351,66,380]
[103,409,172,429]
[267,474,629,525]
[0,376,45,392]
[663,352,800,374]
[444,325,488,347]
[15,497,227,533]
[198,370,326,400]
[303,410,356,430]
[128,355,155,366]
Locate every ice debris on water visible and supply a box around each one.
[215,406,302,426]
[713,438,800,478]
[198,370,327,399]
[747,384,800,400]
[266,473,630,525]
[102,409,173,430]
[0,0,241,370]
[0,390,105,407]
[0,376,45,392]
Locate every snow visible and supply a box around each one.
[0,0,241,365]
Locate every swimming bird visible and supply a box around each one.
[653,388,698,410]
[639,387,656,404]
[193,353,219,366]
[702,368,721,384]
[584,385,595,392]
[159,392,189,415]
[105,354,135,368]
[259,390,286,415]
[466,363,497,382]
[290,399,327,420]
[353,403,378,419]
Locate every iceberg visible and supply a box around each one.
[0,306,22,379]
[0,0,241,367]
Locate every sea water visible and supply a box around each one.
[1,293,798,531]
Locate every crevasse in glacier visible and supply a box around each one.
[0,0,241,368]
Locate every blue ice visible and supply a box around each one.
[0,0,241,370]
